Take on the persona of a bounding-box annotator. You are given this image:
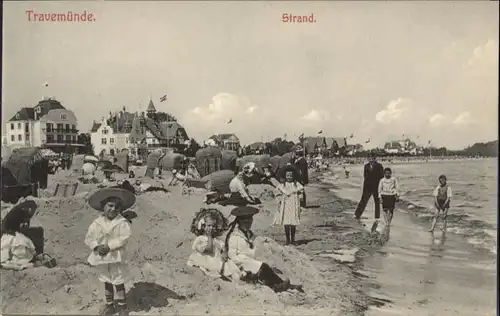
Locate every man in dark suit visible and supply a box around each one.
[354,153,384,220]
[293,145,309,207]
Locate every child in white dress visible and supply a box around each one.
[187,208,243,280]
[85,188,136,316]
[269,164,304,245]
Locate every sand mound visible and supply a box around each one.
[1,174,362,315]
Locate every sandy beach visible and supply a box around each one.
[2,163,496,315]
[1,168,379,315]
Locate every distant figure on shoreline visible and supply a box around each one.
[343,165,350,178]
[354,153,384,223]
[429,175,452,232]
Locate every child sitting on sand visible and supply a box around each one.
[187,208,243,280]
[378,168,400,226]
[84,188,136,316]
[225,206,303,293]
[1,199,38,270]
[429,175,452,232]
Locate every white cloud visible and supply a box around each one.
[375,98,412,124]
[466,39,498,67]
[245,106,258,114]
[301,109,330,121]
[453,111,473,125]
[189,92,251,121]
[428,113,446,127]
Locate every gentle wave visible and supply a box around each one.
[325,159,497,254]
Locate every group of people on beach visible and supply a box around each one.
[80,145,309,316]
[353,152,452,233]
[1,147,453,316]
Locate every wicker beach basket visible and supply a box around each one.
[195,147,222,177]
[221,150,238,172]
[159,153,186,172]
[201,170,235,194]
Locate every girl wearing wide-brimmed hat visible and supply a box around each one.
[84,188,136,316]
[0,198,38,270]
[268,164,304,245]
[187,208,243,280]
[224,206,303,293]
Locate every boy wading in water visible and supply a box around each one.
[378,168,400,226]
[85,188,136,316]
[429,175,452,232]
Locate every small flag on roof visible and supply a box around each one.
[160,94,167,102]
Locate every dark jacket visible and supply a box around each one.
[363,161,384,190]
[294,157,309,186]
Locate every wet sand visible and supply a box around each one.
[329,169,497,316]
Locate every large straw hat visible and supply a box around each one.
[230,206,259,218]
[190,208,228,237]
[88,188,136,211]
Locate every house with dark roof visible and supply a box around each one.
[345,144,364,156]
[90,99,189,156]
[5,97,80,152]
[208,133,240,151]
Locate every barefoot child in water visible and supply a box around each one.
[85,188,136,316]
[429,175,452,232]
[378,168,399,226]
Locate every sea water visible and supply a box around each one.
[327,158,497,255]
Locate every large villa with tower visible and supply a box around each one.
[89,98,189,157]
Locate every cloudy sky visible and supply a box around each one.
[3,2,498,149]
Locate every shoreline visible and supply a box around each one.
[323,168,497,315]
